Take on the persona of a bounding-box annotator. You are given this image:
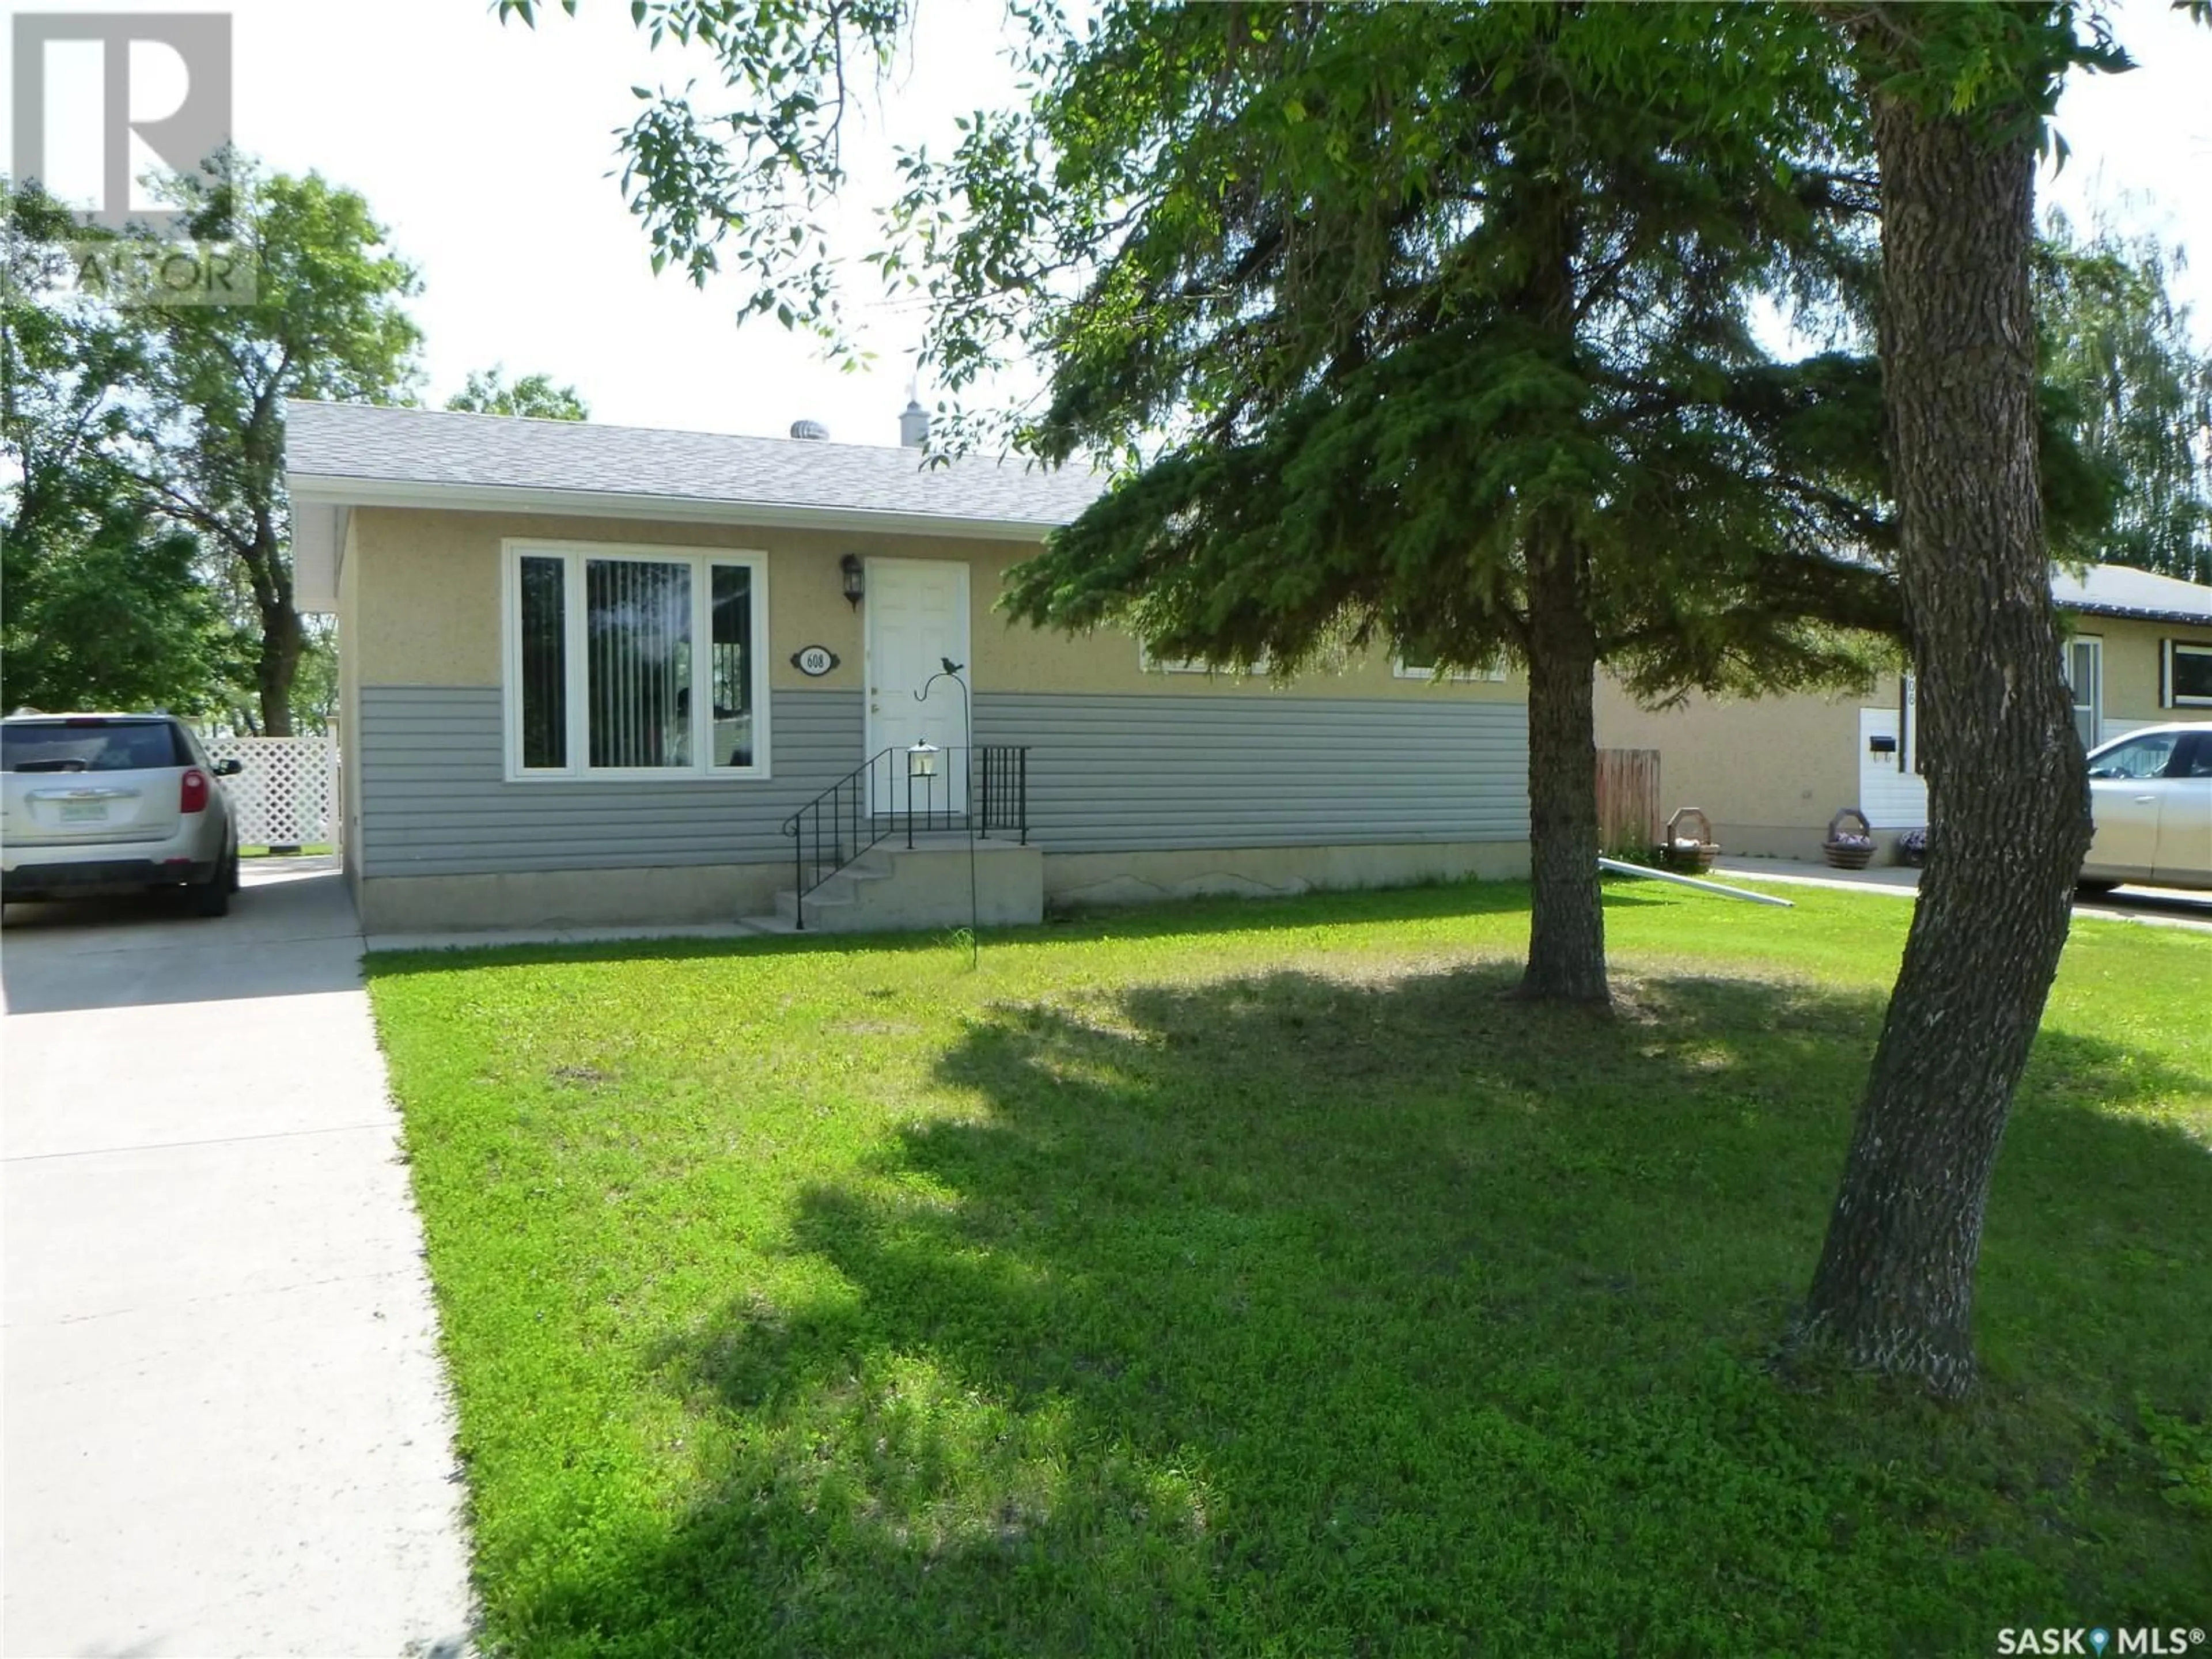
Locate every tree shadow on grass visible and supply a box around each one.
[494,966,2212,1658]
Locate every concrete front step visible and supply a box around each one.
[751,836,1046,935]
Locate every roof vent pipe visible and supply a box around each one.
[790,419,830,441]
[899,398,929,449]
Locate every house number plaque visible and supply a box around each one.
[790,645,840,677]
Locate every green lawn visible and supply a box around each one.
[365,880,2211,1658]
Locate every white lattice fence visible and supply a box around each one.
[202,734,340,849]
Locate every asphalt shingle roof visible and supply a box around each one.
[283,399,1106,530]
[2051,562,2212,626]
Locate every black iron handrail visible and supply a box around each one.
[779,745,1029,929]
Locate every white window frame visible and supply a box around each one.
[2165,638,2212,709]
[1137,641,1269,675]
[2062,634,2103,749]
[501,539,772,783]
[1392,653,1509,683]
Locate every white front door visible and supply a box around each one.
[866,557,971,813]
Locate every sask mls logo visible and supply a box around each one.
[1999,1628,2207,1656]
[11,11,231,233]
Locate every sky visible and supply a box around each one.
[7,0,2211,446]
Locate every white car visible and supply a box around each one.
[1,713,244,916]
[2079,722,2212,895]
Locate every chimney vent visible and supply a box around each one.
[899,398,930,449]
[789,419,830,441]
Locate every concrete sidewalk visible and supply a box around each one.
[2,864,474,1657]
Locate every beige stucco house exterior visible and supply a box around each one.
[285,401,1533,934]
[1596,563,2212,862]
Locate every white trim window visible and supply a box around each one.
[502,540,770,781]
[2165,638,2212,709]
[1393,647,1508,683]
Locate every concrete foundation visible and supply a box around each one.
[356,837,1533,938]
[772,837,1046,933]
[358,861,786,933]
[1043,839,1532,912]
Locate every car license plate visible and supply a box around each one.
[59,801,109,824]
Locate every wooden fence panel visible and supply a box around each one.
[1596,748,1661,855]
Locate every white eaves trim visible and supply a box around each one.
[283,473,1069,545]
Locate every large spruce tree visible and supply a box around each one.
[908,5,1899,1003]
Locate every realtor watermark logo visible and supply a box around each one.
[8,11,252,302]
[1998,1627,2206,1655]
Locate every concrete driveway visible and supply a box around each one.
[2,861,474,1658]
[1707,857,2212,934]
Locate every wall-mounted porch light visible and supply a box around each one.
[840,553,865,609]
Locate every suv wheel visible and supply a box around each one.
[189,857,232,918]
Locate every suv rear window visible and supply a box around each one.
[2,720,190,773]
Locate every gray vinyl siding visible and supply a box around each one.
[356,685,1528,876]
[976,692,1527,852]
[357,686,861,876]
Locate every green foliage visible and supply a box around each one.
[497,0,911,363]
[881,6,1902,700]
[1841,2,2128,153]
[6,162,423,730]
[0,503,246,717]
[128,159,425,732]
[2136,1396,2212,1518]
[367,881,2212,1656]
[446,366,589,421]
[2,180,247,714]
[2036,211,2212,582]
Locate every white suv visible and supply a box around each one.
[1,714,243,917]
[2078,722,2212,895]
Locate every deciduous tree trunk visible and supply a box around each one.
[1796,93,2092,1393]
[1518,535,1609,1005]
[256,599,301,739]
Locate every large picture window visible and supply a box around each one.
[505,542,769,779]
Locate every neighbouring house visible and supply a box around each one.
[1595,562,2212,862]
[283,400,1532,934]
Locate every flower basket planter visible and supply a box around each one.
[1824,807,1877,871]
[1896,827,1929,868]
[1656,806,1719,874]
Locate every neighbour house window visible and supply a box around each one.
[1393,643,1509,682]
[2165,639,2212,708]
[506,543,769,779]
[2062,636,2103,749]
[1138,642,1269,675]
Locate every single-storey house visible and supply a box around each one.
[284,400,1532,934]
[1595,562,2212,862]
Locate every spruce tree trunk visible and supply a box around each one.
[1518,536,1608,1005]
[1796,94,2092,1393]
